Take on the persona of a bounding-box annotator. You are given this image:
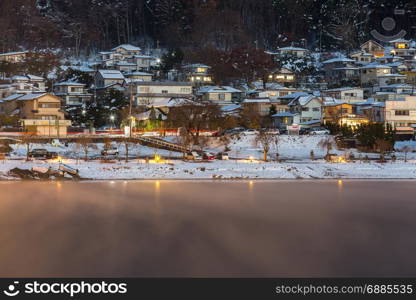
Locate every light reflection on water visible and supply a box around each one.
[0,180,416,278]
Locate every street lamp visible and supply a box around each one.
[110,115,115,133]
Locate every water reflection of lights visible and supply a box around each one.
[338,180,343,189]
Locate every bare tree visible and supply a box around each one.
[400,145,412,163]
[118,137,137,163]
[254,130,278,162]
[318,137,335,161]
[20,134,37,161]
[76,136,95,161]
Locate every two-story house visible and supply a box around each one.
[197,86,242,104]
[54,81,92,106]
[95,70,125,89]
[131,81,193,107]
[0,93,71,136]
[322,87,364,103]
[288,95,322,123]
[384,96,416,135]
[182,64,213,85]
[360,63,392,85]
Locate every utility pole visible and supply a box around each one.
[129,83,134,138]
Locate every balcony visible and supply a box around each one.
[20,119,72,126]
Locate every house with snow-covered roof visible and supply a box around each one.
[322,87,364,103]
[0,93,71,136]
[182,64,213,85]
[268,67,296,86]
[53,81,92,106]
[322,57,358,84]
[95,70,125,88]
[360,63,392,85]
[277,46,309,58]
[360,40,385,58]
[0,51,28,63]
[197,86,242,103]
[288,95,322,123]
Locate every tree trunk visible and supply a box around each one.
[263,151,267,162]
[125,143,129,163]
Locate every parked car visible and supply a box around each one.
[28,148,58,159]
[186,151,203,160]
[223,127,246,135]
[299,127,311,135]
[217,152,229,160]
[101,146,119,156]
[203,152,216,160]
[308,127,330,135]
[243,129,259,135]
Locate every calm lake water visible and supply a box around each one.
[0,180,415,277]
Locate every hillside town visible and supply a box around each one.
[1,37,416,180]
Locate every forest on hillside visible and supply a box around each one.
[1,0,416,55]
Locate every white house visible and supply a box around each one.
[278,46,308,58]
[131,81,193,107]
[322,87,364,103]
[288,95,322,123]
[385,96,416,134]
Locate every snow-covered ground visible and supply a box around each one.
[1,135,415,180]
[1,159,416,180]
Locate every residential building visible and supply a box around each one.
[95,70,125,88]
[0,75,46,99]
[377,74,407,87]
[182,64,213,85]
[322,87,364,103]
[384,96,416,135]
[389,39,416,62]
[268,68,296,86]
[321,57,358,84]
[0,93,71,136]
[242,98,273,116]
[131,81,193,107]
[350,51,373,65]
[288,95,322,123]
[360,63,391,85]
[0,51,28,63]
[360,40,385,57]
[197,86,242,104]
[277,46,309,58]
[323,102,369,126]
[124,71,153,82]
[53,81,92,106]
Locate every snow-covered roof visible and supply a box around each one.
[17,93,47,101]
[183,63,211,69]
[198,86,241,94]
[55,81,85,87]
[272,112,298,118]
[11,75,29,81]
[325,87,362,92]
[26,74,44,81]
[116,62,137,66]
[279,46,308,52]
[133,81,191,87]
[98,70,125,80]
[322,57,355,64]
[289,95,320,107]
[112,44,141,51]
[381,84,414,89]
[377,73,406,78]
[360,63,391,69]
[1,94,25,101]
[134,55,154,59]
[300,119,321,125]
[126,71,152,76]
[221,104,241,112]
[133,109,167,121]
[0,51,28,57]
[242,98,271,104]
[390,39,409,43]
[278,92,309,99]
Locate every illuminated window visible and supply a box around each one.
[196,67,206,73]
[397,43,406,49]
